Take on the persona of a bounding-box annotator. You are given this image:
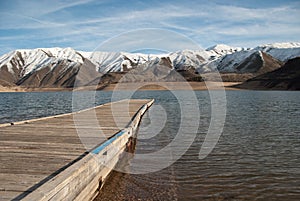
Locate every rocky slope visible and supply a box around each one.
[236,57,300,90]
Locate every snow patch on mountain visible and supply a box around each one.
[82,51,165,73]
[206,44,243,56]
[214,49,259,72]
[255,43,300,61]
[257,42,300,49]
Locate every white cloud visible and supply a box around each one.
[92,28,202,52]
[0,0,299,54]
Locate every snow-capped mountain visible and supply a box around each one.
[0,48,85,87]
[0,42,299,88]
[0,47,83,75]
[255,42,300,61]
[204,49,283,74]
[82,51,163,73]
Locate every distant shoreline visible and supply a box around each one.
[100,81,241,91]
[0,82,241,93]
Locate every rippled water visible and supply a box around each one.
[0,91,114,124]
[96,90,300,201]
[0,90,299,200]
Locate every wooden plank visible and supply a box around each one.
[0,99,152,201]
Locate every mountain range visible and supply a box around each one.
[0,42,299,89]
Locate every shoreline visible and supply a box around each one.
[0,82,241,93]
[100,81,241,91]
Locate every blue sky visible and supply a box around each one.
[0,0,299,55]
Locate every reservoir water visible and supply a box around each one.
[0,90,299,200]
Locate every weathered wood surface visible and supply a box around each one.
[0,99,152,200]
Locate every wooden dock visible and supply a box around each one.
[0,99,154,201]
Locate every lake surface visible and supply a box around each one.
[0,90,299,200]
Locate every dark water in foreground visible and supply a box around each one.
[0,90,299,200]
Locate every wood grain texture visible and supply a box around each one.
[0,99,151,200]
